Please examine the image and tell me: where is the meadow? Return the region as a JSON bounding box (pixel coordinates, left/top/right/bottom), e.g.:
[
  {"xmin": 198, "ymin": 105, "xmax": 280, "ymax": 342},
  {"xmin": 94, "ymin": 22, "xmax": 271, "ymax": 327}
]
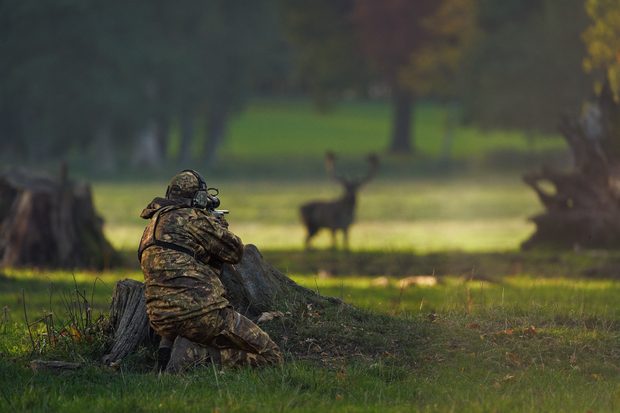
[{"xmin": 3, "ymin": 99, "xmax": 620, "ymax": 412}]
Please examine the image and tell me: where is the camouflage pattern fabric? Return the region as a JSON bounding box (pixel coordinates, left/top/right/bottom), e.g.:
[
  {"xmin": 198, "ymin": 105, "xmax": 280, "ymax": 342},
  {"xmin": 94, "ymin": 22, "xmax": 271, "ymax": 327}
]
[
  {"xmin": 162, "ymin": 307, "xmax": 282, "ymax": 369},
  {"xmin": 139, "ymin": 196, "xmax": 281, "ymax": 369},
  {"xmin": 167, "ymin": 170, "xmax": 201, "ymax": 198}
]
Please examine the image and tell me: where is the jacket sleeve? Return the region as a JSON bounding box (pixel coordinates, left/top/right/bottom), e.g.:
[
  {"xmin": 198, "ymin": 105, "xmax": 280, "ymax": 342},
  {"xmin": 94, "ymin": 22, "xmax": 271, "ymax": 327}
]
[{"xmin": 188, "ymin": 210, "xmax": 244, "ymax": 265}]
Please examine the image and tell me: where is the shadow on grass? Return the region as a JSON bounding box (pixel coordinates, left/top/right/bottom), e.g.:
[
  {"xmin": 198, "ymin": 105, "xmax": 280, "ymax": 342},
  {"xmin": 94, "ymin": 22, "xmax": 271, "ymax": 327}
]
[{"xmin": 261, "ymin": 248, "xmax": 620, "ymax": 280}]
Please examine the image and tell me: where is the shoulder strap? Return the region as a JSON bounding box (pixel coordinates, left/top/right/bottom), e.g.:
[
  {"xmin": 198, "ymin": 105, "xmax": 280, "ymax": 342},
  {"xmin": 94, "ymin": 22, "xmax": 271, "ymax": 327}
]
[{"xmin": 139, "ymin": 206, "xmax": 223, "ymax": 271}]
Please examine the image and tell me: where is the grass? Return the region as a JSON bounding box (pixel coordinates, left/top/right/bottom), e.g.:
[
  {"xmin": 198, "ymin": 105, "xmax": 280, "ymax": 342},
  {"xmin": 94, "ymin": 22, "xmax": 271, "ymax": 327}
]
[
  {"xmin": 222, "ymin": 99, "xmax": 566, "ymax": 161},
  {"xmin": 1, "ymin": 97, "xmax": 614, "ymax": 411},
  {"xmin": 92, "ymin": 175, "xmax": 544, "ymax": 253},
  {"xmin": 3, "ymin": 265, "xmax": 620, "ymax": 412}
]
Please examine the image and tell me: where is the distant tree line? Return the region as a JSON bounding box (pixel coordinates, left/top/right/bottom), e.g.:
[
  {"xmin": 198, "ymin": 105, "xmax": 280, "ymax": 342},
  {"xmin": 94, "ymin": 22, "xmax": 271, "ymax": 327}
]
[
  {"xmin": 0, "ymin": 0, "xmax": 287, "ymax": 173},
  {"xmin": 0, "ymin": 0, "xmax": 615, "ymax": 173}
]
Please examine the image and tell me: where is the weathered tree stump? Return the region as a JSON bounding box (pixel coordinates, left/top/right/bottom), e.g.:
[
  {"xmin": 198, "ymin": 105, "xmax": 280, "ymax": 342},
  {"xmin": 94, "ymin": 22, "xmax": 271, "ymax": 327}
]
[
  {"xmin": 102, "ymin": 279, "xmax": 153, "ymax": 365},
  {"xmin": 0, "ymin": 166, "xmax": 121, "ymax": 270},
  {"xmin": 102, "ymin": 244, "xmax": 348, "ymax": 365},
  {"xmin": 522, "ymin": 80, "xmax": 620, "ymax": 250}
]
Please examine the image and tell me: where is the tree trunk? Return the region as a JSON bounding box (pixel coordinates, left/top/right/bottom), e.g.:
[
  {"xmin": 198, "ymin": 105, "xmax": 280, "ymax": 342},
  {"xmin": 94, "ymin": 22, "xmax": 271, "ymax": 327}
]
[
  {"xmin": 102, "ymin": 279, "xmax": 154, "ymax": 365},
  {"xmin": 204, "ymin": 101, "xmax": 229, "ymax": 168},
  {"xmin": 440, "ymin": 98, "xmax": 459, "ymax": 162},
  {"xmin": 522, "ymin": 80, "xmax": 620, "ymax": 250},
  {"xmin": 132, "ymin": 120, "xmax": 162, "ymax": 168},
  {"xmin": 177, "ymin": 116, "xmax": 194, "ymax": 165},
  {"xmin": 0, "ymin": 166, "xmax": 121, "ymax": 270},
  {"xmin": 94, "ymin": 123, "xmax": 116, "ymax": 174},
  {"xmin": 389, "ymin": 89, "xmax": 415, "ymax": 154},
  {"xmin": 157, "ymin": 116, "xmax": 170, "ymax": 164}
]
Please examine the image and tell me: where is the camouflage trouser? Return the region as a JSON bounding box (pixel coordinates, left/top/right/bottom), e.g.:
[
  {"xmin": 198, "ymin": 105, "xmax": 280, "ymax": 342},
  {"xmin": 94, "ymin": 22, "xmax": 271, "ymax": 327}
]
[{"xmin": 153, "ymin": 306, "xmax": 281, "ymax": 369}]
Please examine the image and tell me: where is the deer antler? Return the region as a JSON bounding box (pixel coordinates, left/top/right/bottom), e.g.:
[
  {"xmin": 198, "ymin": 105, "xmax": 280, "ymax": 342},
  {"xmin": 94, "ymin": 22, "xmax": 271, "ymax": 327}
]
[
  {"xmin": 358, "ymin": 153, "xmax": 379, "ymax": 185},
  {"xmin": 325, "ymin": 151, "xmax": 344, "ymax": 182}
]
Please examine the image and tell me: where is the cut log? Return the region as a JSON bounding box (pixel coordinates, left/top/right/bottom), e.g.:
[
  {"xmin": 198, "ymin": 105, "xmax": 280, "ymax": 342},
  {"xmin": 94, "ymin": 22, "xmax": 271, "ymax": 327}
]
[
  {"xmin": 0, "ymin": 166, "xmax": 121, "ymax": 270},
  {"xmin": 522, "ymin": 80, "xmax": 620, "ymax": 250},
  {"xmin": 102, "ymin": 244, "xmax": 348, "ymax": 365},
  {"xmin": 30, "ymin": 360, "xmax": 81, "ymax": 376}
]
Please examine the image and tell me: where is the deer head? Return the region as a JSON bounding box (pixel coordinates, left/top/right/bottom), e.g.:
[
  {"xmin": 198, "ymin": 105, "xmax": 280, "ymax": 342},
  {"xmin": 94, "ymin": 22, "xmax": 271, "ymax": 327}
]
[{"xmin": 325, "ymin": 152, "xmax": 379, "ymax": 199}]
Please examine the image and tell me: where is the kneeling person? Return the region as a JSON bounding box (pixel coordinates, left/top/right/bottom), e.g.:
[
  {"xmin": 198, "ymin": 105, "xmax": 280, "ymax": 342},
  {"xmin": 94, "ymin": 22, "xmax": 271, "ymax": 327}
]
[{"xmin": 138, "ymin": 170, "xmax": 281, "ymax": 372}]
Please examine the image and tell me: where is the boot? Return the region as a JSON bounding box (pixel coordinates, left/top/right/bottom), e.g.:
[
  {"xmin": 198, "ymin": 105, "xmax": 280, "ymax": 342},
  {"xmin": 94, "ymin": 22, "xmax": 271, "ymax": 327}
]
[
  {"xmin": 165, "ymin": 336, "xmax": 210, "ymax": 374},
  {"xmin": 155, "ymin": 337, "xmax": 174, "ymax": 373}
]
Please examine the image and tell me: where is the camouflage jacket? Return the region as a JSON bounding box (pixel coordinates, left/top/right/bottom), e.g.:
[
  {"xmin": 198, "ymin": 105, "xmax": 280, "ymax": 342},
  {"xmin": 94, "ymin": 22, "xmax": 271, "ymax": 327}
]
[{"xmin": 138, "ymin": 197, "xmax": 244, "ymax": 325}]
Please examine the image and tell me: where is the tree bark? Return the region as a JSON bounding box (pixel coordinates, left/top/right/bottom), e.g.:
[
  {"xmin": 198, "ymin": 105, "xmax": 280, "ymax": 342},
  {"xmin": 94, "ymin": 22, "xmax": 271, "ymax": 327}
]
[
  {"xmin": 389, "ymin": 88, "xmax": 414, "ymax": 154},
  {"xmin": 102, "ymin": 279, "xmax": 154, "ymax": 365}
]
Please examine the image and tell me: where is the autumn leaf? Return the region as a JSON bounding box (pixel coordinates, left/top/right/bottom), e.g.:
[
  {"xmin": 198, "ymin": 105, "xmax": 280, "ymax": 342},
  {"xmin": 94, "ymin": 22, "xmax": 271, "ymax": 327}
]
[
  {"xmin": 467, "ymin": 323, "xmax": 481, "ymax": 330},
  {"xmin": 502, "ymin": 374, "xmax": 516, "ymax": 382},
  {"xmin": 506, "ymin": 353, "xmax": 520, "ymax": 365},
  {"xmin": 257, "ymin": 311, "xmax": 284, "ymax": 324},
  {"xmin": 525, "ymin": 325, "xmax": 537, "ymax": 334},
  {"xmin": 591, "ymin": 374, "xmax": 605, "ymax": 381}
]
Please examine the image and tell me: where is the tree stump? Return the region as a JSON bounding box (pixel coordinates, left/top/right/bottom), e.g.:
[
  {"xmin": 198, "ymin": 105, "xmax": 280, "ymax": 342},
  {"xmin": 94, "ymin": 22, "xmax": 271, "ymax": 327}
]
[
  {"xmin": 102, "ymin": 279, "xmax": 154, "ymax": 365},
  {"xmin": 101, "ymin": 244, "xmax": 348, "ymax": 365},
  {"xmin": 0, "ymin": 166, "xmax": 121, "ymax": 270},
  {"xmin": 522, "ymin": 80, "xmax": 620, "ymax": 250}
]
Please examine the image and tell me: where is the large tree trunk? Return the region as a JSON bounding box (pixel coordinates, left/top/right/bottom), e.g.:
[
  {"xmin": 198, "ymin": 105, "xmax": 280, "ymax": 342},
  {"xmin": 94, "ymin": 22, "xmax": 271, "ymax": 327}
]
[
  {"xmin": 0, "ymin": 166, "xmax": 121, "ymax": 270},
  {"xmin": 522, "ymin": 80, "xmax": 620, "ymax": 250},
  {"xmin": 389, "ymin": 89, "xmax": 415, "ymax": 154}
]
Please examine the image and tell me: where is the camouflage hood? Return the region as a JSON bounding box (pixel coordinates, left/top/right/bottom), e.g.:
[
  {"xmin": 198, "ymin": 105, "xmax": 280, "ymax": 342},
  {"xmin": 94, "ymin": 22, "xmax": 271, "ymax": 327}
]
[{"xmin": 140, "ymin": 197, "xmax": 191, "ymax": 219}]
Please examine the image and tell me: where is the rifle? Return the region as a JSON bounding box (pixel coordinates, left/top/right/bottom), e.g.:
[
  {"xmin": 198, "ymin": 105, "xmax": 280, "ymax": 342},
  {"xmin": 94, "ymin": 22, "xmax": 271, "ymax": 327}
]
[{"xmin": 205, "ymin": 187, "xmax": 230, "ymax": 218}]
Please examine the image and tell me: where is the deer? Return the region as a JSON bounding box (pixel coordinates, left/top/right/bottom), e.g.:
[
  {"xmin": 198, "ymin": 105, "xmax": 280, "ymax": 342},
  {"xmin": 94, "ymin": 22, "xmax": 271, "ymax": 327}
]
[{"xmin": 300, "ymin": 152, "xmax": 379, "ymax": 250}]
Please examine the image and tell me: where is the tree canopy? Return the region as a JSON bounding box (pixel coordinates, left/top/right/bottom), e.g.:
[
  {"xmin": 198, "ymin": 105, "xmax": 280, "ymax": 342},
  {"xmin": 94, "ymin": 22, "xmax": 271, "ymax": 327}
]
[
  {"xmin": 283, "ymin": 0, "xmax": 479, "ymax": 154},
  {"xmin": 0, "ymin": 0, "xmax": 287, "ymax": 171},
  {"xmin": 582, "ymin": 0, "xmax": 620, "ymax": 102},
  {"xmin": 460, "ymin": 0, "xmax": 592, "ymax": 135}
]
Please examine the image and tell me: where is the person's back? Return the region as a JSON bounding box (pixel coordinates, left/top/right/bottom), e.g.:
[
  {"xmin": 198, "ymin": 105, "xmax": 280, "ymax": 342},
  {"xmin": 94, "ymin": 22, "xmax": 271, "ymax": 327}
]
[{"xmin": 138, "ymin": 170, "xmax": 281, "ymax": 372}]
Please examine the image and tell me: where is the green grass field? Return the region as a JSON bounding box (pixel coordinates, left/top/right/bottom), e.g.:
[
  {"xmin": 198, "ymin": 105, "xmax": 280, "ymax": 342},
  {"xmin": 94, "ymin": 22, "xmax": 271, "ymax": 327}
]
[{"xmin": 4, "ymin": 98, "xmax": 620, "ymax": 412}]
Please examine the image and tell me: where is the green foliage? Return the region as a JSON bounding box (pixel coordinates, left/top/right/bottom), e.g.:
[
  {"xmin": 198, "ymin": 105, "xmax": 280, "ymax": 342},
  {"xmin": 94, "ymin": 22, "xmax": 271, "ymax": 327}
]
[
  {"xmin": 281, "ymin": 0, "xmax": 370, "ymax": 110},
  {"xmin": 461, "ymin": 0, "xmax": 593, "ymax": 134},
  {"xmin": 582, "ymin": 0, "xmax": 620, "ymax": 101},
  {"xmin": 0, "ymin": 0, "xmax": 287, "ymax": 167}
]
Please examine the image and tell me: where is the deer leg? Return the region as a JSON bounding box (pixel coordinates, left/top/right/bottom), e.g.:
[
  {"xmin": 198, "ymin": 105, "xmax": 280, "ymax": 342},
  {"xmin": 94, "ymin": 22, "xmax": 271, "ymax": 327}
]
[
  {"xmin": 305, "ymin": 226, "xmax": 319, "ymax": 250},
  {"xmin": 343, "ymin": 228, "xmax": 349, "ymax": 250},
  {"xmin": 330, "ymin": 230, "xmax": 337, "ymax": 250}
]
